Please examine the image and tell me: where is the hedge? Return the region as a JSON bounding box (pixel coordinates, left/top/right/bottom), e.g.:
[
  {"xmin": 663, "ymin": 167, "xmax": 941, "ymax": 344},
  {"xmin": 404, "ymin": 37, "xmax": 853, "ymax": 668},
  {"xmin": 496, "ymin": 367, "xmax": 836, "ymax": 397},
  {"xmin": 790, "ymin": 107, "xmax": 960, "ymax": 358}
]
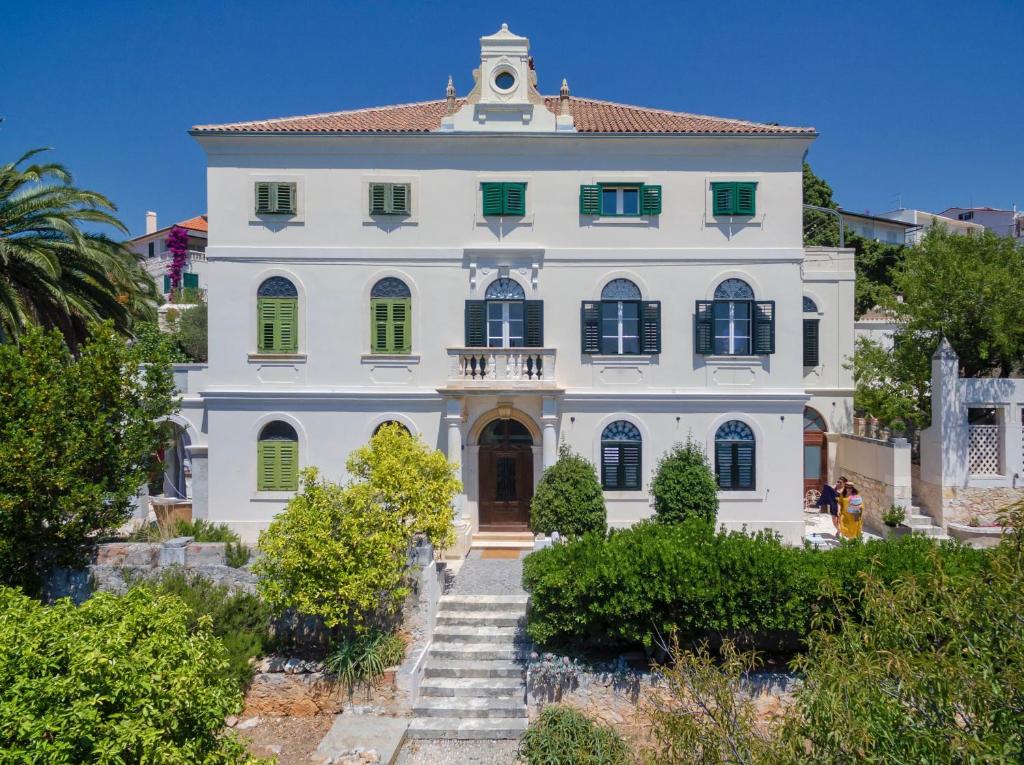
[{"xmin": 521, "ymin": 520, "xmax": 990, "ymax": 653}]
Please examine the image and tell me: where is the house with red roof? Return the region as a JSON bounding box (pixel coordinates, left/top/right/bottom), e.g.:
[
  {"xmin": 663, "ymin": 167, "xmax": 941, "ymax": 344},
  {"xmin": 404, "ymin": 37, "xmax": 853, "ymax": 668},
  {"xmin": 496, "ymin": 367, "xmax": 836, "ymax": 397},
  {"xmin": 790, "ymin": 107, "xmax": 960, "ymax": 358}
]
[{"xmin": 126, "ymin": 211, "xmax": 208, "ymax": 297}]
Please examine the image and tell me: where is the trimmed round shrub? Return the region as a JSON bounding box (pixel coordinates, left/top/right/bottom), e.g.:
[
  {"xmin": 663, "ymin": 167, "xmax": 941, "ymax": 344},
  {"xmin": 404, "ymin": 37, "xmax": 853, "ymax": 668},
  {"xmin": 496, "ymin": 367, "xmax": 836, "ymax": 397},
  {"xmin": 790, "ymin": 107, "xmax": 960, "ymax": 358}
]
[
  {"xmin": 530, "ymin": 444, "xmax": 606, "ymax": 537},
  {"xmin": 651, "ymin": 439, "xmax": 719, "ymax": 524},
  {"xmin": 0, "ymin": 586, "xmax": 254, "ymax": 763},
  {"xmin": 518, "ymin": 705, "xmax": 630, "ymax": 765}
]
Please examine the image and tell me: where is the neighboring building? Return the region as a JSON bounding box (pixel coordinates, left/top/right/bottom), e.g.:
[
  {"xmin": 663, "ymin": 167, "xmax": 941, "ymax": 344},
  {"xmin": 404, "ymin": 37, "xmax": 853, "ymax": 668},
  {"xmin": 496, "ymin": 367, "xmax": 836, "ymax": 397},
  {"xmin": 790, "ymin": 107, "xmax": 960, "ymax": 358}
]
[
  {"xmin": 126, "ymin": 212, "xmax": 209, "ymax": 298},
  {"xmin": 937, "ymin": 206, "xmax": 1023, "ymax": 240},
  {"xmin": 877, "ymin": 208, "xmax": 984, "ymax": 244},
  {"xmin": 176, "ymin": 24, "xmax": 854, "ymax": 546},
  {"xmin": 839, "ymin": 209, "xmax": 918, "ymax": 245},
  {"xmin": 855, "ymin": 306, "xmax": 901, "ymax": 350}
]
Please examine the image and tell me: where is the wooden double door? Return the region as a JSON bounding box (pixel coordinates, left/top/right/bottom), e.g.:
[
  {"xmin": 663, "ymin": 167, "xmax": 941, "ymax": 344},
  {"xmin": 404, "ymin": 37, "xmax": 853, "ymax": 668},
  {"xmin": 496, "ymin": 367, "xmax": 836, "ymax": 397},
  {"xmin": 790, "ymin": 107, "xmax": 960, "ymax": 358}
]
[
  {"xmin": 803, "ymin": 408, "xmax": 829, "ymax": 497},
  {"xmin": 478, "ymin": 418, "xmax": 534, "ymax": 531}
]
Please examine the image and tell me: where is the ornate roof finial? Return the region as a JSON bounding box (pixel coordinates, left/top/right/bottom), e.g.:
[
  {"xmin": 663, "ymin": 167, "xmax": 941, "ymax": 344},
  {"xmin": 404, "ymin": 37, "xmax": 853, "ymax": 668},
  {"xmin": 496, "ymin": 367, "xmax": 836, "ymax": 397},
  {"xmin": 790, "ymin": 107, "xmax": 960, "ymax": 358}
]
[
  {"xmin": 559, "ymin": 78, "xmax": 570, "ymax": 116},
  {"xmin": 445, "ymin": 75, "xmax": 456, "ymax": 114}
]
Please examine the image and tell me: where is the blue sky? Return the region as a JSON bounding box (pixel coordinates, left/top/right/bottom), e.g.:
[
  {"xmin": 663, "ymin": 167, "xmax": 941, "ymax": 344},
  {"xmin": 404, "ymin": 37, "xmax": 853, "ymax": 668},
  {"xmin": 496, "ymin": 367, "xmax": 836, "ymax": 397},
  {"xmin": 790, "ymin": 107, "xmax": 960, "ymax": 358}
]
[{"xmin": 2, "ymin": 0, "xmax": 1022, "ymax": 238}]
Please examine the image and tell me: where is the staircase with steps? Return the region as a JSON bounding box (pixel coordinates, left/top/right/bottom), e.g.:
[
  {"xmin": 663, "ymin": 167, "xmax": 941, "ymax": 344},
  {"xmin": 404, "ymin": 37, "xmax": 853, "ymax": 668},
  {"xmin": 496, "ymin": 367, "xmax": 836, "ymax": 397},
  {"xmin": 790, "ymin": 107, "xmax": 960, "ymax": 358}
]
[
  {"xmin": 408, "ymin": 594, "xmax": 530, "ymax": 740},
  {"xmin": 470, "ymin": 531, "xmax": 536, "ymax": 549},
  {"xmin": 905, "ymin": 498, "xmax": 949, "ymax": 540}
]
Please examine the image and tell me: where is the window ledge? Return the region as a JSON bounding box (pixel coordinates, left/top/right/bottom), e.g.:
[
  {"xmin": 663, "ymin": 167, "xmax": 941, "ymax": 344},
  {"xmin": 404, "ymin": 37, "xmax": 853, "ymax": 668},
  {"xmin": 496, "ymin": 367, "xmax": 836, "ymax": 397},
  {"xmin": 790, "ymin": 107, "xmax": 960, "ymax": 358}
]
[
  {"xmin": 589, "ymin": 354, "xmax": 656, "ymax": 364},
  {"xmin": 250, "ymin": 491, "xmax": 296, "ymax": 502},
  {"xmin": 584, "ymin": 216, "xmax": 655, "ymax": 226},
  {"xmin": 706, "ymin": 214, "xmax": 765, "ymax": 227},
  {"xmin": 361, "ymin": 353, "xmax": 421, "ymax": 364},
  {"xmin": 704, "ymin": 355, "xmax": 763, "ymax": 362},
  {"xmin": 474, "ymin": 213, "xmax": 535, "ymax": 226},
  {"xmin": 248, "ymin": 353, "xmax": 307, "ymax": 363}
]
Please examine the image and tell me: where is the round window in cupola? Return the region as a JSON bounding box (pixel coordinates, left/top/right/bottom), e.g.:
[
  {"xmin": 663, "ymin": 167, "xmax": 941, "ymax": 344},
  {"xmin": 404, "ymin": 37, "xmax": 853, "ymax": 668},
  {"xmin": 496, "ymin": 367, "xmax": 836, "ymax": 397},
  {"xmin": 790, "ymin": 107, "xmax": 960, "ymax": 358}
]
[{"xmin": 493, "ymin": 69, "xmax": 516, "ymax": 92}]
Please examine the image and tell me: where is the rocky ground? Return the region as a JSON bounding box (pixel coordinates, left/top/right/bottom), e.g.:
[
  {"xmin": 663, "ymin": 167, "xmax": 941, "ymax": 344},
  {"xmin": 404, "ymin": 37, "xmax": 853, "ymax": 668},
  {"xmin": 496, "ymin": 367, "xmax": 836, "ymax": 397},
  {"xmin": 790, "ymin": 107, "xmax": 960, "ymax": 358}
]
[
  {"xmin": 397, "ymin": 739, "xmax": 521, "ymax": 765},
  {"xmin": 233, "ymin": 714, "xmax": 335, "ymax": 764}
]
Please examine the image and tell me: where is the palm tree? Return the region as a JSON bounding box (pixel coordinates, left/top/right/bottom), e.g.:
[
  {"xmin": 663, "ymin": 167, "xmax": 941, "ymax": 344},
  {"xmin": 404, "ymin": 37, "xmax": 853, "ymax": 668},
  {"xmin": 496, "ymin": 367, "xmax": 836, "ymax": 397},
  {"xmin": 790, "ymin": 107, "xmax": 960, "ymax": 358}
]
[{"xmin": 0, "ymin": 148, "xmax": 156, "ymax": 346}]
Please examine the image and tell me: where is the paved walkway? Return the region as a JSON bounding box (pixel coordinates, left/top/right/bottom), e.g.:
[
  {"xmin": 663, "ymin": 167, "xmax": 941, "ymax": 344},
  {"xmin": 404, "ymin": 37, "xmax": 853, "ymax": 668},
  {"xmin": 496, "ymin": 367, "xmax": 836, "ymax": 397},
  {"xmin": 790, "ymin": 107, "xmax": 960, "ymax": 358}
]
[{"xmin": 447, "ymin": 550, "xmax": 526, "ymax": 597}]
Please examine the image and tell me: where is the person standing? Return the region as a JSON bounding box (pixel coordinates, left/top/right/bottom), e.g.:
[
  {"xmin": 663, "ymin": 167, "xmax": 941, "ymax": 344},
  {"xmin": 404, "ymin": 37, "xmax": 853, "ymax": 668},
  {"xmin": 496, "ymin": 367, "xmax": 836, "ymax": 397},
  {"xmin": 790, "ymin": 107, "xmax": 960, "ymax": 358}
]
[
  {"xmin": 817, "ymin": 476, "xmax": 844, "ymax": 531},
  {"xmin": 838, "ymin": 483, "xmax": 864, "ymax": 539}
]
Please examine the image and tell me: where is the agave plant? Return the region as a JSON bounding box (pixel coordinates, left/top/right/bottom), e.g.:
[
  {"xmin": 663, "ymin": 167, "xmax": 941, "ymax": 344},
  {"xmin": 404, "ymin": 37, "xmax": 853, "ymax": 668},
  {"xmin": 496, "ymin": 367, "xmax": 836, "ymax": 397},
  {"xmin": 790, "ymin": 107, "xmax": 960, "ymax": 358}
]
[{"xmin": 0, "ymin": 148, "xmax": 156, "ymax": 346}]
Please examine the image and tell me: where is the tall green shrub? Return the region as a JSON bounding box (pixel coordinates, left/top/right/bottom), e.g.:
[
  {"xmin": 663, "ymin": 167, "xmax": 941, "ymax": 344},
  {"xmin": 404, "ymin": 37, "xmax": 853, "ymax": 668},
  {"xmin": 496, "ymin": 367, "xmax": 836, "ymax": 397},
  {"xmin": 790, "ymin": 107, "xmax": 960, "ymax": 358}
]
[
  {"xmin": 651, "ymin": 439, "xmax": 719, "ymax": 524},
  {"xmin": 0, "ymin": 586, "xmax": 258, "ymax": 763},
  {"xmin": 531, "ymin": 444, "xmax": 606, "ymax": 537}
]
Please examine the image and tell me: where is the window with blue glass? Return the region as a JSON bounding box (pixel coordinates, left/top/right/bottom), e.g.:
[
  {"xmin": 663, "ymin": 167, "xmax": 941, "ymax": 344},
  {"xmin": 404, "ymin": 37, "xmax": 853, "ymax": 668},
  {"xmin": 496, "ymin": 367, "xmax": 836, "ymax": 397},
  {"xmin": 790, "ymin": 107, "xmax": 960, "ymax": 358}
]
[{"xmin": 695, "ymin": 279, "xmax": 775, "ymax": 356}]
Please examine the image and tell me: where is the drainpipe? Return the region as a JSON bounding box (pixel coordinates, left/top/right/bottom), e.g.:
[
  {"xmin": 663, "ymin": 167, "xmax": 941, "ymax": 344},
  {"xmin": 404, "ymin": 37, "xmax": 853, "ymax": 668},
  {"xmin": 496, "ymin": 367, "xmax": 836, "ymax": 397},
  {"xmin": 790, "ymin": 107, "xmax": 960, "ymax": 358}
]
[{"xmin": 803, "ymin": 204, "xmax": 845, "ymax": 247}]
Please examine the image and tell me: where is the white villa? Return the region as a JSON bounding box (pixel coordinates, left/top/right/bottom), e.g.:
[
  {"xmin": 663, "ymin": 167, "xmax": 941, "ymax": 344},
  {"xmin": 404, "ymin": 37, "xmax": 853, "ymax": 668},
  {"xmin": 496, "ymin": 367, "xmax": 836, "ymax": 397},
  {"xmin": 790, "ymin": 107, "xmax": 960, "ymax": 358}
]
[{"xmin": 172, "ymin": 25, "xmax": 854, "ymax": 547}]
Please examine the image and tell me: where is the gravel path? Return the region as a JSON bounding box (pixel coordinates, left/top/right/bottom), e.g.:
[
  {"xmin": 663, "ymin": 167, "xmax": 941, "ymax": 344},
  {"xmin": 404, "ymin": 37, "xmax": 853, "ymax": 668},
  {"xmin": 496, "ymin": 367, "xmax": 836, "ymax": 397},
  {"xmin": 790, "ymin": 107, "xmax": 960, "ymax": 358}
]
[
  {"xmin": 398, "ymin": 739, "xmax": 521, "ymax": 764},
  {"xmin": 446, "ymin": 550, "xmax": 526, "ymax": 597}
]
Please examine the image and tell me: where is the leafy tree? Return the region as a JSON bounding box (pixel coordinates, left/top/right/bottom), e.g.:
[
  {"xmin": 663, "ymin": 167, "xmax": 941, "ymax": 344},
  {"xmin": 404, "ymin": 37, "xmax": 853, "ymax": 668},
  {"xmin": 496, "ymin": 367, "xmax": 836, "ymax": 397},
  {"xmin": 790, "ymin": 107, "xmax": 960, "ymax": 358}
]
[
  {"xmin": 849, "ymin": 336, "xmax": 930, "ymax": 425},
  {"xmin": 132, "ymin": 319, "xmax": 188, "ymax": 363},
  {"xmin": 0, "ymin": 586, "xmax": 261, "ymax": 764},
  {"xmin": 168, "ymin": 300, "xmax": 208, "ymax": 362},
  {"xmin": 0, "ymin": 148, "xmax": 157, "ymax": 347},
  {"xmin": 256, "ymin": 426, "xmax": 460, "ymax": 631},
  {"xmin": 531, "ymin": 443, "xmax": 606, "ymax": 537},
  {"xmin": 0, "ymin": 325, "xmax": 176, "ymax": 591},
  {"xmin": 651, "ymin": 439, "xmax": 719, "ymax": 524}
]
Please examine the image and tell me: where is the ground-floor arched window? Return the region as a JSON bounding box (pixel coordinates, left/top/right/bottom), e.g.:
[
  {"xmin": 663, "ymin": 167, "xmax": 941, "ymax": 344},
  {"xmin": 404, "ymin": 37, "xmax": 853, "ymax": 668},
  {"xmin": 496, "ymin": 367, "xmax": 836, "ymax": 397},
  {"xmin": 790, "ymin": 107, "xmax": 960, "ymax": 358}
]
[
  {"xmin": 258, "ymin": 421, "xmax": 298, "ymax": 491},
  {"xmin": 601, "ymin": 420, "xmax": 642, "ymax": 490},
  {"xmin": 715, "ymin": 420, "xmax": 755, "ymax": 490}
]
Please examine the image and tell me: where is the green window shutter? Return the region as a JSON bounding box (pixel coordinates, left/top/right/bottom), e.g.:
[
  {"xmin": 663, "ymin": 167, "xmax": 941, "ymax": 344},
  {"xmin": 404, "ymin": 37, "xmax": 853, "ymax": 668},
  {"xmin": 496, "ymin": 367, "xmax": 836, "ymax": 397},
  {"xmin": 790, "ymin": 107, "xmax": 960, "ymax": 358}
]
[
  {"xmin": 736, "ymin": 182, "xmax": 757, "ymax": 216},
  {"xmin": 640, "ymin": 301, "xmax": 661, "ymax": 354},
  {"xmin": 255, "ymin": 182, "xmax": 272, "ymax": 214},
  {"xmin": 258, "ymin": 297, "xmax": 297, "ymax": 353},
  {"xmin": 803, "ymin": 318, "xmax": 820, "ymax": 366},
  {"xmin": 715, "ymin": 442, "xmax": 733, "ymax": 489},
  {"xmin": 163, "ymin": 274, "xmax": 171, "ymax": 293},
  {"xmin": 640, "ymin": 184, "xmax": 662, "ymax": 216},
  {"xmin": 711, "ymin": 182, "xmax": 736, "ymax": 216},
  {"xmin": 277, "ymin": 298, "xmax": 298, "ymax": 352},
  {"xmin": 503, "ymin": 183, "xmax": 526, "ymax": 215},
  {"xmin": 257, "ymin": 297, "xmax": 278, "ymax": 352},
  {"xmin": 277, "ymin": 440, "xmax": 298, "ymax": 491},
  {"xmin": 465, "ymin": 300, "xmax": 486, "ymax": 347},
  {"xmin": 695, "ymin": 301, "xmax": 714, "ymax": 354},
  {"xmin": 581, "ymin": 301, "xmax": 601, "ymax": 354},
  {"xmin": 390, "ymin": 183, "xmax": 410, "ymax": 215},
  {"xmin": 579, "ymin": 185, "xmax": 600, "ymax": 215},
  {"xmin": 391, "ymin": 299, "xmax": 411, "ymax": 353},
  {"xmin": 621, "ymin": 444, "xmax": 642, "ymax": 490},
  {"xmin": 275, "ymin": 182, "xmax": 296, "ymax": 214},
  {"xmin": 482, "ymin": 183, "xmax": 504, "ymax": 216},
  {"xmin": 753, "ymin": 301, "xmax": 775, "ymax": 355},
  {"xmin": 183, "ymin": 272, "xmax": 199, "ymax": 290},
  {"xmin": 369, "ymin": 183, "xmax": 388, "ymax": 214},
  {"xmin": 525, "ymin": 300, "xmax": 544, "ymax": 347},
  {"xmin": 370, "ymin": 299, "xmax": 390, "ymax": 352},
  {"xmin": 257, "ymin": 441, "xmax": 277, "ymax": 490}
]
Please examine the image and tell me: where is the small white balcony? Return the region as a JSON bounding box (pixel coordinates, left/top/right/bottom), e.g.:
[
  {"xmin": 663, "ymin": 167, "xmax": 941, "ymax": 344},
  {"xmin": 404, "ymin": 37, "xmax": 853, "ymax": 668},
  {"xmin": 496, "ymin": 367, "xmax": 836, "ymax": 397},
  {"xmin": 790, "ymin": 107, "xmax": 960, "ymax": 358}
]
[{"xmin": 446, "ymin": 347, "xmax": 557, "ymax": 389}]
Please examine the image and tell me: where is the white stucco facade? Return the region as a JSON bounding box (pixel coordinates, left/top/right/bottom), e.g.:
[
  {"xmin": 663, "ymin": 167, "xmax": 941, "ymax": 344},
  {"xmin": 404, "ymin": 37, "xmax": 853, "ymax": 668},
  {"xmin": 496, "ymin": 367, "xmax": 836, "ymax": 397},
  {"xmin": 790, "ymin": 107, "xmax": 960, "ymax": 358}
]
[{"xmin": 177, "ymin": 26, "xmax": 854, "ymax": 545}]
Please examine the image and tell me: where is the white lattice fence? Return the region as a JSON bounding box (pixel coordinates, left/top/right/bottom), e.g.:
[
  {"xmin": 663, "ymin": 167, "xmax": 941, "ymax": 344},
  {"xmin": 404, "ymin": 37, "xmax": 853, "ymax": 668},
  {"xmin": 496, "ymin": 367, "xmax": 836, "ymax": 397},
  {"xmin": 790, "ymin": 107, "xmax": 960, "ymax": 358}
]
[{"xmin": 969, "ymin": 425, "xmax": 1000, "ymax": 475}]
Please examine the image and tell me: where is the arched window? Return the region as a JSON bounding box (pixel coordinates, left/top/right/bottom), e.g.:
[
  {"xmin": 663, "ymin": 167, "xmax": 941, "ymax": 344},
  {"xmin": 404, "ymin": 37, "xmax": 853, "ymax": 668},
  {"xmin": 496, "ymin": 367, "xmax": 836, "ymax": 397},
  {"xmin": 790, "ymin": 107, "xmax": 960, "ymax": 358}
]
[
  {"xmin": 465, "ymin": 278, "xmax": 543, "ymax": 349},
  {"xmin": 803, "ymin": 296, "xmax": 819, "ymax": 367},
  {"xmin": 581, "ymin": 279, "xmax": 660, "ymax": 355},
  {"xmin": 715, "ymin": 420, "xmax": 755, "ymax": 491},
  {"xmin": 370, "ymin": 278, "xmax": 411, "ymax": 354},
  {"xmin": 695, "ymin": 278, "xmax": 774, "ymax": 357},
  {"xmin": 257, "ymin": 421, "xmax": 298, "ymax": 491},
  {"xmin": 257, "ymin": 277, "xmax": 298, "ymax": 353},
  {"xmin": 601, "ymin": 420, "xmax": 642, "ymax": 490},
  {"xmin": 803, "ymin": 408, "xmax": 827, "ymax": 432},
  {"xmin": 373, "ymin": 420, "xmax": 411, "ymax": 437},
  {"xmin": 485, "ymin": 278, "xmax": 526, "ymax": 300}
]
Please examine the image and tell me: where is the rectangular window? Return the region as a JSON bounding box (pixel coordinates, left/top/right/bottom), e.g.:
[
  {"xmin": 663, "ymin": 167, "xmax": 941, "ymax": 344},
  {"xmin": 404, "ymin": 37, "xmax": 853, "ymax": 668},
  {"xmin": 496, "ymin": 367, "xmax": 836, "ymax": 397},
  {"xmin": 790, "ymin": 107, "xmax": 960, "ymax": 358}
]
[
  {"xmin": 600, "ymin": 301, "xmax": 640, "ymax": 354},
  {"xmin": 255, "ymin": 182, "xmax": 297, "ymax": 215},
  {"xmin": 258, "ymin": 440, "xmax": 298, "ymax": 491},
  {"xmin": 370, "ymin": 298, "xmax": 411, "ymax": 354},
  {"xmin": 486, "ymin": 301, "xmax": 525, "ymax": 348},
  {"xmin": 601, "ymin": 443, "xmax": 642, "ymax": 490},
  {"xmin": 711, "ymin": 181, "xmax": 757, "ymax": 216},
  {"xmin": 803, "ymin": 318, "xmax": 820, "ymax": 367},
  {"xmin": 148, "ymin": 242, "xmax": 155, "ymax": 258},
  {"xmin": 713, "ymin": 301, "xmax": 752, "ymax": 355},
  {"xmin": 257, "ymin": 297, "xmax": 298, "ymax": 353},
  {"xmin": 481, "ymin": 182, "xmax": 527, "ymax": 216},
  {"xmin": 581, "ymin": 184, "xmax": 662, "ymax": 216},
  {"xmin": 600, "ymin": 186, "xmax": 640, "ymax": 216},
  {"xmin": 368, "ymin": 183, "xmax": 411, "ymax": 215},
  {"xmin": 716, "ymin": 442, "xmax": 755, "ymax": 490},
  {"xmin": 183, "ymin": 272, "xmax": 199, "ymax": 290}
]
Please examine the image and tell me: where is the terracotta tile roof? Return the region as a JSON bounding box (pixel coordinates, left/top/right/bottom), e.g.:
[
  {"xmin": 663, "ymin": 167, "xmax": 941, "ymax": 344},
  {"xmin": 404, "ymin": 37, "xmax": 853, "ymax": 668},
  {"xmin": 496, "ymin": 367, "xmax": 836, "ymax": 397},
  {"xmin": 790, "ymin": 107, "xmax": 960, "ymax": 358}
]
[
  {"xmin": 176, "ymin": 214, "xmax": 208, "ymax": 232},
  {"xmin": 191, "ymin": 97, "xmax": 813, "ymax": 136}
]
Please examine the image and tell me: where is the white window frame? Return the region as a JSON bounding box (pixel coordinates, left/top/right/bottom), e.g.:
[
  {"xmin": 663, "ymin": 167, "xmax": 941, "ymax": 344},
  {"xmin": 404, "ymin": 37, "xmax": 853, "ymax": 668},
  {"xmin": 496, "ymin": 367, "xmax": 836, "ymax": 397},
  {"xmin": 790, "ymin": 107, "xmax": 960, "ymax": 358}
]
[
  {"xmin": 601, "ymin": 300, "xmax": 640, "ymax": 355},
  {"xmin": 486, "ymin": 301, "xmax": 525, "ymax": 348},
  {"xmin": 600, "ymin": 185, "xmax": 642, "ymax": 216},
  {"xmin": 713, "ymin": 301, "xmax": 752, "ymax": 356}
]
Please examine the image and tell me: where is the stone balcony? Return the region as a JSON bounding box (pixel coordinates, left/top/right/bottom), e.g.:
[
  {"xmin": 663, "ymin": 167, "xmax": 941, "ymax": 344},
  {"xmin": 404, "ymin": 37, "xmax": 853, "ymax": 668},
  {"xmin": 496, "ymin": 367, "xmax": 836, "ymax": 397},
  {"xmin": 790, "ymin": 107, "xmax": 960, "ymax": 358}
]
[{"xmin": 445, "ymin": 347, "xmax": 558, "ymax": 389}]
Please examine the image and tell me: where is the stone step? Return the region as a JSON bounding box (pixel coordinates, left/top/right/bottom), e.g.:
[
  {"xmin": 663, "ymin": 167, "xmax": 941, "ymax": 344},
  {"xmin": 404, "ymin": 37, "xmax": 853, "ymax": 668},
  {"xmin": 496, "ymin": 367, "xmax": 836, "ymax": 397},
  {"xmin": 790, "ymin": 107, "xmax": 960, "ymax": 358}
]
[
  {"xmin": 431, "ymin": 625, "xmax": 523, "ymax": 644},
  {"xmin": 909, "ymin": 513, "xmax": 933, "ymax": 524},
  {"xmin": 471, "ymin": 532, "xmax": 535, "ymax": 550},
  {"xmin": 413, "ymin": 697, "xmax": 527, "ymax": 719},
  {"xmin": 437, "ymin": 595, "xmax": 529, "ymax": 612},
  {"xmin": 435, "ymin": 609, "xmax": 526, "ymax": 627},
  {"xmin": 911, "ymin": 525, "xmax": 946, "ymax": 537},
  {"xmin": 406, "ymin": 716, "xmax": 528, "ymax": 740},
  {"xmin": 423, "ymin": 659, "xmax": 524, "ymax": 679},
  {"xmin": 428, "ymin": 642, "xmax": 524, "ymax": 661},
  {"xmin": 419, "ymin": 677, "xmax": 524, "ymax": 698}
]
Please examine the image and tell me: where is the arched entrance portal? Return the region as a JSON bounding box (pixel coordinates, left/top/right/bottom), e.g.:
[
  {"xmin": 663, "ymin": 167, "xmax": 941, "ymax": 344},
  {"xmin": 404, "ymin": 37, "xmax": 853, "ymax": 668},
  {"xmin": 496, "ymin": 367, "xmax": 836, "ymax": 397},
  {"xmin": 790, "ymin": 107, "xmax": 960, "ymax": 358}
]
[
  {"xmin": 803, "ymin": 408, "xmax": 828, "ymax": 497},
  {"xmin": 478, "ymin": 418, "xmax": 534, "ymax": 531}
]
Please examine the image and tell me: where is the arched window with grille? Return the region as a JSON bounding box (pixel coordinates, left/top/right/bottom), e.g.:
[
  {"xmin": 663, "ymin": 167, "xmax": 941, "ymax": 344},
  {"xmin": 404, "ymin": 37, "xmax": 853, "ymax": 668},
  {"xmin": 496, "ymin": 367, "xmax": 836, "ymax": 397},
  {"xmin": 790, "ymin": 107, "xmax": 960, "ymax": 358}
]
[
  {"xmin": 601, "ymin": 420, "xmax": 642, "ymax": 490},
  {"xmin": 257, "ymin": 277, "xmax": 298, "ymax": 353},
  {"xmin": 581, "ymin": 279, "xmax": 660, "ymax": 355},
  {"xmin": 257, "ymin": 421, "xmax": 298, "ymax": 491},
  {"xmin": 464, "ymin": 278, "xmax": 543, "ymax": 348},
  {"xmin": 714, "ymin": 420, "xmax": 755, "ymax": 491},
  {"xmin": 370, "ymin": 277, "xmax": 412, "ymax": 354},
  {"xmin": 695, "ymin": 278, "xmax": 774, "ymax": 357},
  {"xmin": 802, "ymin": 296, "xmax": 820, "ymax": 367}
]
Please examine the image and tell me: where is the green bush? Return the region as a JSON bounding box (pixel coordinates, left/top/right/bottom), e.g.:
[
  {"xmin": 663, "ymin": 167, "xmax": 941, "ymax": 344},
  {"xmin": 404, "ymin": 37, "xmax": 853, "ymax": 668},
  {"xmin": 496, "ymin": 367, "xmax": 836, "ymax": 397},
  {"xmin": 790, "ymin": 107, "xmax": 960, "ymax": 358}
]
[
  {"xmin": 651, "ymin": 439, "xmax": 719, "ymax": 524},
  {"xmin": 324, "ymin": 628, "xmax": 406, "ymax": 693},
  {"xmin": 226, "ymin": 540, "xmax": 252, "ymax": 568},
  {"xmin": 519, "ymin": 705, "xmax": 630, "ymax": 765},
  {"xmin": 138, "ymin": 570, "xmax": 271, "ymax": 691},
  {"xmin": 531, "ymin": 443, "xmax": 606, "ymax": 537},
  {"xmin": 522, "ymin": 520, "xmax": 990, "ymax": 654},
  {"xmin": 0, "ymin": 586, "xmax": 259, "ymax": 763},
  {"xmin": 128, "ymin": 517, "xmax": 241, "ymax": 543}
]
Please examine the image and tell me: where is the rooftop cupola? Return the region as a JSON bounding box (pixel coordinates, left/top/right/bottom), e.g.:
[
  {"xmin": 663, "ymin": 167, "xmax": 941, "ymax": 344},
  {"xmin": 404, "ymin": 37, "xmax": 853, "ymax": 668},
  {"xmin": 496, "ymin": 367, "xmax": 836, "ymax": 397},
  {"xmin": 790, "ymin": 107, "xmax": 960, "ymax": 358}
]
[{"xmin": 447, "ymin": 23, "xmax": 567, "ymax": 132}]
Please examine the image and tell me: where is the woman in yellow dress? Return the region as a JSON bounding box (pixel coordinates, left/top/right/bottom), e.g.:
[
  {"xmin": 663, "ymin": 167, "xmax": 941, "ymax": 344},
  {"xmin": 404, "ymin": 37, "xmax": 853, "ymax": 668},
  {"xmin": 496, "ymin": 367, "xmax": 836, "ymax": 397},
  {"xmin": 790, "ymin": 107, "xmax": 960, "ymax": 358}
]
[{"xmin": 838, "ymin": 484, "xmax": 864, "ymax": 540}]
